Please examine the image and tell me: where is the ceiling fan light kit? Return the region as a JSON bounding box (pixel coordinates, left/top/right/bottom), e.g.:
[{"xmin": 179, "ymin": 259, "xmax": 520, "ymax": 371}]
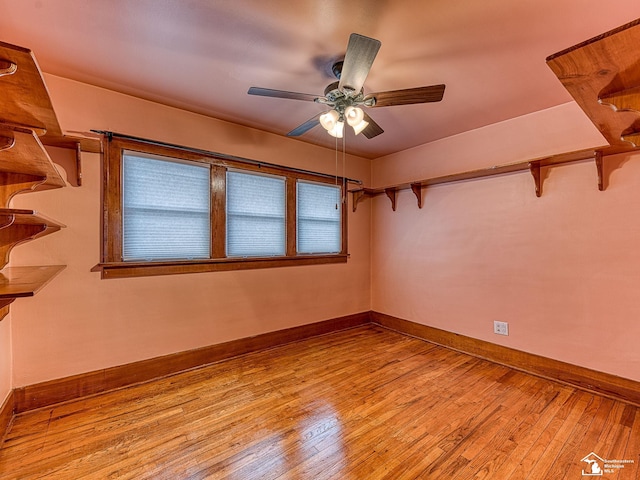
[
  {"xmin": 248, "ymin": 33, "xmax": 445, "ymax": 141},
  {"xmin": 319, "ymin": 105, "xmax": 369, "ymax": 137}
]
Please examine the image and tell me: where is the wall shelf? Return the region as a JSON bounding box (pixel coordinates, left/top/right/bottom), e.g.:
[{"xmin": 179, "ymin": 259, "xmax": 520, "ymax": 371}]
[
  {"xmin": 0, "ymin": 266, "xmax": 65, "ymax": 321},
  {"xmin": 351, "ymin": 148, "xmax": 610, "ymax": 211},
  {"xmin": 0, "ymin": 209, "xmax": 65, "ymax": 269},
  {"xmin": 0, "ymin": 127, "xmax": 65, "ymax": 204},
  {"xmin": 0, "ymin": 40, "xmax": 61, "ymax": 137},
  {"xmin": 547, "ymin": 18, "xmax": 640, "ymax": 149},
  {"xmin": 0, "ymin": 41, "xmax": 71, "ymax": 320},
  {"xmin": 0, "ymin": 40, "xmax": 101, "ymax": 187}
]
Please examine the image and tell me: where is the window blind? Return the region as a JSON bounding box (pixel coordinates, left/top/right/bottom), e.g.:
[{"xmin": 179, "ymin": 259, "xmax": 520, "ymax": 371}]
[
  {"xmin": 297, "ymin": 181, "xmax": 342, "ymax": 254},
  {"xmin": 122, "ymin": 152, "xmax": 211, "ymax": 261},
  {"xmin": 226, "ymin": 170, "xmax": 286, "ymax": 257}
]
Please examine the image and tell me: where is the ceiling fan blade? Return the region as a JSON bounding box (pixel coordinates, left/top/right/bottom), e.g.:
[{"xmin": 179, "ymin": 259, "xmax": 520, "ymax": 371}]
[
  {"xmin": 248, "ymin": 87, "xmax": 319, "ymax": 102},
  {"xmin": 338, "ymin": 33, "xmax": 381, "ymax": 94},
  {"xmin": 361, "ymin": 112, "xmax": 384, "ymax": 139},
  {"xmin": 366, "ymin": 84, "xmax": 446, "ymax": 107},
  {"xmin": 287, "ymin": 112, "xmax": 322, "ymax": 137}
]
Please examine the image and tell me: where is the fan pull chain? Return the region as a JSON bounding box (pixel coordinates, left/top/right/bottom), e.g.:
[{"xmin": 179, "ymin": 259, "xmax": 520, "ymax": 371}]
[
  {"xmin": 342, "ymin": 133, "xmax": 347, "ymax": 206},
  {"xmin": 335, "ymin": 134, "xmax": 340, "ymax": 209}
]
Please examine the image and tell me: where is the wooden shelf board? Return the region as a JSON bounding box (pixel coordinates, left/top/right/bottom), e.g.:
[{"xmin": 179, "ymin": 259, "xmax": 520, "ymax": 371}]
[
  {"xmin": 0, "ymin": 127, "xmax": 65, "ymax": 188},
  {"xmin": 0, "ymin": 208, "xmax": 65, "ymax": 226},
  {"xmin": 546, "ymin": 18, "xmax": 640, "ymax": 148},
  {"xmin": 0, "ymin": 41, "xmax": 62, "ymax": 137},
  {"xmin": 0, "ymin": 265, "xmax": 65, "ymax": 299},
  {"xmin": 41, "ymin": 133, "xmax": 102, "ymax": 154},
  {"xmin": 40, "ymin": 132, "xmax": 102, "ymax": 188}
]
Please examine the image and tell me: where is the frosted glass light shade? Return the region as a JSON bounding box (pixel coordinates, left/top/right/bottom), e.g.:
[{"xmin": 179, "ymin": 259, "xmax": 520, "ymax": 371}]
[
  {"xmin": 319, "ymin": 110, "xmax": 340, "ymax": 131},
  {"xmin": 345, "ymin": 106, "xmax": 365, "ymax": 126},
  {"xmin": 327, "ymin": 121, "xmax": 344, "ymax": 138},
  {"xmin": 351, "ymin": 119, "xmax": 369, "ymax": 135}
]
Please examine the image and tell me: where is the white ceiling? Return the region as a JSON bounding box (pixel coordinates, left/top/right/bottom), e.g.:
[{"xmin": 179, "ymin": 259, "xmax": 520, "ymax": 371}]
[{"xmin": 2, "ymin": 0, "xmax": 640, "ymax": 159}]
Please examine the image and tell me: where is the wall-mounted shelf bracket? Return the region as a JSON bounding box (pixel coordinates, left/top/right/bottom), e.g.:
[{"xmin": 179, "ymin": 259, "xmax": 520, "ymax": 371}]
[
  {"xmin": 75, "ymin": 141, "xmax": 83, "ymax": 186},
  {"xmin": 595, "ymin": 151, "xmax": 604, "ymax": 191},
  {"xmin": 0, "ymin": 299, "xmax": 13, "ymax": 322},
  {"xmin": 351, "ymin": 189, "xmax": 367, "ymax": 213},
  {"xmin": 0, "ymin": 298, "xmax": 15, "ymax": 320},
  {"xmin": 529, "ymin": 162, "xmax": 542, "ymax": 197},
  {"xmin": 411, "ymin": 183, "xmax": 424, "ymax": 208},
  {"xmin": 385, "ymin": 188, "xmax": 397, "ymax": 211}
]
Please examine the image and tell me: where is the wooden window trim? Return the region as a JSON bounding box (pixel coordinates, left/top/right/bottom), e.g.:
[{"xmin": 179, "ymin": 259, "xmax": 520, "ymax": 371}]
[{"xmin": 95, "ymin": 134, "xmax": 350, "ymax": 279}]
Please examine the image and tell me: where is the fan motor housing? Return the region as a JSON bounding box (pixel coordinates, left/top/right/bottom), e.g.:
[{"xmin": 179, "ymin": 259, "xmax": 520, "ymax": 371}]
[
  {"xmin": 324, "ymin": 81, "xmax": 340, "ymax": 97},
  {"xmin": 331, "ymin": 61, "xmax": 344, "ymax": 79}
]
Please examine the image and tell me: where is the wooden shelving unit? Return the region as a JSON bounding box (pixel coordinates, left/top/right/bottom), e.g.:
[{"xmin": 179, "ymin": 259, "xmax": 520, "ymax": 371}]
[
  {"xmin": 0, "ymin": 40, "xmax": 101, "ymax": 188},
  {"xmin": 0, "ymin": 41, "xmax": 78, "ymax": 320},
  {"xmin": 351, "ymin": 148, "xmax": 604, "ymax": 211}
]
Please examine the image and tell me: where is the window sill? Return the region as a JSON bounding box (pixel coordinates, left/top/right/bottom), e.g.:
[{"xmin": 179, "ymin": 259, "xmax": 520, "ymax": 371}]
[{"xmin": 92, "ymin": 254, "xmax": 348, "ymax": 279}]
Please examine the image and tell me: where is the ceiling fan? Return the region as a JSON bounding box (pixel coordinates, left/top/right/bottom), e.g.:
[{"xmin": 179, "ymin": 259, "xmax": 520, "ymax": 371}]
[{"xmin": 248, "ymin": 33, "xmax": 446, "ymax": 139}]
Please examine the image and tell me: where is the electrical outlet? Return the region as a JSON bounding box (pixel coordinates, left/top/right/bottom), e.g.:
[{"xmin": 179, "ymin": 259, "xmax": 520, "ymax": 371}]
[{"xmin": 493, "ymin": 321, "xmax": 509, "ymax": 336}]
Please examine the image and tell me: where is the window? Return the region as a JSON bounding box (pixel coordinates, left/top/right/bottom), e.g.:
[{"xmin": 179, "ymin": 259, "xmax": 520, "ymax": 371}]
[
  {"xmin": 97, "ymin": 135, "xmax": 349, "ymax": 278},
  {"xmin": 122, "ymin": 151, "xmax": 211, "ymax": 261},
  {"xmin": 226, "ymin": 170, "xmax": 286, "ymax": 257},
  {"xmin": 297, "ymin": 181, "xmax": 342, "ymax": 254}
]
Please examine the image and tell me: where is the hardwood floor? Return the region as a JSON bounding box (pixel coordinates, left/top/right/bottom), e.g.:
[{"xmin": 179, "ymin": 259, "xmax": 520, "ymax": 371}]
[{"xmin": 1, "ymin": 326, "xmax": 638, "ymax": 479}]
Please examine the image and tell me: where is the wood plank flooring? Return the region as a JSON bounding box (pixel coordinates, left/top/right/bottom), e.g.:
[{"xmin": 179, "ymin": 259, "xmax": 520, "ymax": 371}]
[{"xmin": 1, "ymin": 326, "xmax": 639, "ymax": 479}]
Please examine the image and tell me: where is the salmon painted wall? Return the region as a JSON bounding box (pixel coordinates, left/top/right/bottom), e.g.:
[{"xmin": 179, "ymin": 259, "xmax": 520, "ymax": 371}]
[
  {"xmin": 370, "ymin": 104, "xmax": 640, "ymax": 382},
  {"xmin": 8, "ymin": 75, "xmax": 371, "ymax": 387}
]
